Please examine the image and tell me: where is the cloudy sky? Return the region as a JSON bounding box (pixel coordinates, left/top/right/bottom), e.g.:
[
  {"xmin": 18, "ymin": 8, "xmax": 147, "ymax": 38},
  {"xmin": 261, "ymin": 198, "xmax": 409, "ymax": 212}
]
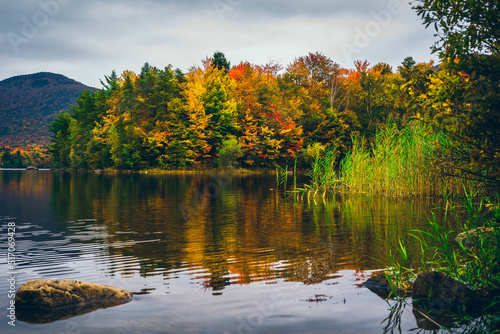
[{"xmin": 0, "ymin": 0, "xmax": 438, "ymax": 88}]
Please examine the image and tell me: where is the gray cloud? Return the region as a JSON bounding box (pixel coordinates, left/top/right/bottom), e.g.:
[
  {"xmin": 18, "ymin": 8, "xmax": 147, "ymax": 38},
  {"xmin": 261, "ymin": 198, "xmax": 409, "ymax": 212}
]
[{"xmin": 0, "ymin": 0, "xmax": 437, "ymax": 87}]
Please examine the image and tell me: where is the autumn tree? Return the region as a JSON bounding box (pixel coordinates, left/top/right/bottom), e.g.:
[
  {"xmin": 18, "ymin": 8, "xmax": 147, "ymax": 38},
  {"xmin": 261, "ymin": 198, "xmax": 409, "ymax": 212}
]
[
  {"xmin": 284, "ymin": 52, "xmax": 349, "ymax": 147},
  {"xmin": 413, "ymin": 0, "xmax": 500, "ymax": 186},
  {"xmin": 181, "ymin": 58, "xmax": 239, "ymax": 163}
]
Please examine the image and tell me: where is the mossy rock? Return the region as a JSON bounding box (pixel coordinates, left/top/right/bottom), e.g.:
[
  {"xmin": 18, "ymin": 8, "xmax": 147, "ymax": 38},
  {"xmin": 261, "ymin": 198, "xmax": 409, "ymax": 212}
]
[
  {"xmin": 455, "ymin": 227, "xmax": 497, "ymax": 248},
  {"xmin": 15, "ymin": 279, "xmax": 132, "ymax": 323}
]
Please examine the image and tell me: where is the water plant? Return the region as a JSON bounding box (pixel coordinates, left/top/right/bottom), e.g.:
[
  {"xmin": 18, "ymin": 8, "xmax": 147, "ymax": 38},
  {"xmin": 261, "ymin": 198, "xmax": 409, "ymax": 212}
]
[
  {"xmin": 384, "ymin": 192, "xmax": 500, "ymax": 330},
  {"xmin": 341, "ymin": 121, "xmax": 467, "ymax": 196},
  {"xmin": 385, "ymin": 238, "xmax": 414, "ymax": 296},
  {"xmin": 296, "ymin": 146, "xmax": 342, "ymax": 198},
  {"xmin": 306, "ymin": 121, "xmax": 475, "ymax": 197}
]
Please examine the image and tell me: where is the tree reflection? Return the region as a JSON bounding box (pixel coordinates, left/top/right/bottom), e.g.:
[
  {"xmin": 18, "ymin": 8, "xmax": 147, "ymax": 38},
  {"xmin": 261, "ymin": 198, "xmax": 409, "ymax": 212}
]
[{"xmin": 45, "ymin": 172, "xmax": 457, "ymax": 292}]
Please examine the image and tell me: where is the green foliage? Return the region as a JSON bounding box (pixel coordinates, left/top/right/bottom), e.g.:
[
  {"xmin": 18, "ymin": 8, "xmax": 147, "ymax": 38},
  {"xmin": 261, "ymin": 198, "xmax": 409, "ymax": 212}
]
[
  {"xmin": 211, "ymin": 51, "xmax": 231, "ymax": 73},
  {"xmin": 297, "ymin": 146, "xmax": 341, "ymax": 196},
  {"xmin": 309, "ymin": 148, "xmax": 341, "ymax": 192},
  {"xmin": 217, "ymin": 138, "xmax": 243, "ymax": 168},
  {"xmin": 413, "ymin": 0, "xmax": 500, "ymax": 189},
  {"xmin": 412, "ymin": 0, "xmax": 499, "ymax": 59},
  {"xmin": 305, "ymin": 122, "xmax": 471, "ymax": 197},
  {"xmin": 386, "ymin": 238, "xmax": 414, "ymax": 296},
  {"xmin": 387, "ymin": 193, "xmax": 500, "ymax": 295},
  {"xmin": 397, "ymin": 56, "xmax": 416, "ymax": 81},
  {"xmin": 49, "ymin": 112, "xmax": 72, "ymax": 167}
]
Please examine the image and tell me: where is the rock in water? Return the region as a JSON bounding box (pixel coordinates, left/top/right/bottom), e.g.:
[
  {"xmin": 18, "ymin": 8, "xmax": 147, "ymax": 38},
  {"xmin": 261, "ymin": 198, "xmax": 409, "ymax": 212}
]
[
  {"xmin": 15, "ymin": 279, "xmax": 133, "ymax": 324},
  {"xmin": 412, "ymin": 271, "xmax": 484, "ymax": 313},
  {"xmin": 362, "ymin": 273, "xmax": 394, "ymax": 299},
  {"xmin": 362, "ymin": 273, "xmax": 411, "ymax": 299}
]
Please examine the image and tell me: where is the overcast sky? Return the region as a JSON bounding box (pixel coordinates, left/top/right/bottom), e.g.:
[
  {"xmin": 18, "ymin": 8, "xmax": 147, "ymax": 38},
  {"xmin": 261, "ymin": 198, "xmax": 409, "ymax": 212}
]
[{"xmin": 0, "ymin": 0, "xmax": 438, "ymax": 88}]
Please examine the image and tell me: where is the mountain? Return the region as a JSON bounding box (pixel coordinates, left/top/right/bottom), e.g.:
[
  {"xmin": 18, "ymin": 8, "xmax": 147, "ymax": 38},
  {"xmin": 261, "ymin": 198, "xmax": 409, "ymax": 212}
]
[{"xmin": 0, "ymin": 72, "xmax": 96, "ymax": 147}]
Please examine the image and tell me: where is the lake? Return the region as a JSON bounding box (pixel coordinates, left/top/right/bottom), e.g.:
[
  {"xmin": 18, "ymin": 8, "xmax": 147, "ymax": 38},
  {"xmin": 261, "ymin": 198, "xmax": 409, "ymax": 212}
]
[{"xmin": 0, "ymin": 170, "xmax": 462, "ymax": 333}]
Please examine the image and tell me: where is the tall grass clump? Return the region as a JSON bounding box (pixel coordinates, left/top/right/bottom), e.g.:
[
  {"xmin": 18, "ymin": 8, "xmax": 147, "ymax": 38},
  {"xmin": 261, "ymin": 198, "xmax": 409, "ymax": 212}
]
[
  {"xmin": 340, "ymin": 121, "xmax": 466, "ymax": 197},
  {"xmin": 297, "ymin": 146, "xmax": 342, "ymax": 197}
]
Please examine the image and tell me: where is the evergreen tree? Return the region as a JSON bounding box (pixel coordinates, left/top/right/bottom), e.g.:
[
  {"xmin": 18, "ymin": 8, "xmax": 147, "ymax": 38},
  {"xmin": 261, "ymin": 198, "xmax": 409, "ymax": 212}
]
[{"xmin": 211, "ymin": 51, "xmax": 231, "ymax": 73}]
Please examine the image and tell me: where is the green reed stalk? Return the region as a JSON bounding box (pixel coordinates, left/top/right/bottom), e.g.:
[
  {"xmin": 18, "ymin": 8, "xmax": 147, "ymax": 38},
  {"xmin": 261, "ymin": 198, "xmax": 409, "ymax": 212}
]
[
  {"xmin": 304, "ymin": 121, "xmax": 478, "ymax": 197},
  {"xmin": 339, "ymin": 121, "xmax": 468, "ymax": 197},
  {"xmin": 294, "ymin": 157, "xmax": 297, "ymax": 190}
]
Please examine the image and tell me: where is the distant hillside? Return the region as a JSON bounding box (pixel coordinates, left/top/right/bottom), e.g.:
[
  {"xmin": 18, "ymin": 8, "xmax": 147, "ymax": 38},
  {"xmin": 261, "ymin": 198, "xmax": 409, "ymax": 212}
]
[{"xmin": 0, "ymin": 72, "xmax": 96, "ymax": 147}]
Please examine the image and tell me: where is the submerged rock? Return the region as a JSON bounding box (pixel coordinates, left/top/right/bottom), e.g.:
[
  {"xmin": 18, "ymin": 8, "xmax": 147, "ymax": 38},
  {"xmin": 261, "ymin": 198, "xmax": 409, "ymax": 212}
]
[
  {"xmin": 15, "ymin": 279, "xmax": 133, "ymax": 324},
  {"xmin": 362, "ymin": 273, "xmax": 411, "ymax": 299},
  {"xmin": 412, "ymin": 271, "xmax": 485, "ymax": 313}
]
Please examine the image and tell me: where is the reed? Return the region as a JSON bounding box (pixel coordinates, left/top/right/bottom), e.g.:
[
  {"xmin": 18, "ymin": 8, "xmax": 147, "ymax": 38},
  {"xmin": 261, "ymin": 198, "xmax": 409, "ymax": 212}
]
[
  {"xmin": 295, "ymin": 146, "xmax": 342, "ymax": 197},
  {"xmin": 329, "ymin": 121, "xmax": 472, "ymax": 197},
  {"xmin": 302, "ymin": 121, "xmax": 482, "ymax": 197},
  {"xmin": 342, "ymin": 122, "xmax": 437, "ymax": 196}
]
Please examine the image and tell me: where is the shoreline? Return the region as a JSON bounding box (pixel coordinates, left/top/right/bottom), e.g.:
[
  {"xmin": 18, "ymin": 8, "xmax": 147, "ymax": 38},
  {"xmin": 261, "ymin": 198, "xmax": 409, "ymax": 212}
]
[{"xmin": 0, "ymin": 167, "xmax": 309, "ymax": 175}]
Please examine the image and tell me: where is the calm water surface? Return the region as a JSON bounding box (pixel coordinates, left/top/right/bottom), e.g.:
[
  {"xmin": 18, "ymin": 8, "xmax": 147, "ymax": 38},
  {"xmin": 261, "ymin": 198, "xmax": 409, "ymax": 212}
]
[{"xmin": 0, "ymin": 170, "xmax": 458, "ymax": 333}]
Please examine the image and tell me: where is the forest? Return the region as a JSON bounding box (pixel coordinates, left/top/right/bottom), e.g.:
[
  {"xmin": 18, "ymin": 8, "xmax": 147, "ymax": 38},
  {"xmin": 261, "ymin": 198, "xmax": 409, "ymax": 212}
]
[{"xmin": 48, "ymin": 54, "xmax": 433, "ymax": 169}]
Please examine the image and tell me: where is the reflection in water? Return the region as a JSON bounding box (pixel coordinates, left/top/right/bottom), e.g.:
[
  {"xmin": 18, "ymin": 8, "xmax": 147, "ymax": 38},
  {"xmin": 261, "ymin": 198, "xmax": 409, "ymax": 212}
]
[
  {"xmin": 0, "ymin": 170, "xmax": 477, "ymax": 333},
  {"xmin": 16, "ymin": 300, "xmax": 126, "ymax": 324},
  {"xmin": 46, "ymin": 171, "xmax": 441, "ymax": 289},
  {"xmin": 381, "ymin": 299, "xmax": 497, "ymax": 333}
]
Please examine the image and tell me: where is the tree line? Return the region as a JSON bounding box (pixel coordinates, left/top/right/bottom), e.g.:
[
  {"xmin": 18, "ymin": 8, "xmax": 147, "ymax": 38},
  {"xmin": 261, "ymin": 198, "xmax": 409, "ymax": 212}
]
[
  {"xmin": 0, "ymin": 145, "xmax": 51, "ymax": 168},
  {"xmin": 48, "ymin": 53, "xmax": 435, "ymax": 170}
]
